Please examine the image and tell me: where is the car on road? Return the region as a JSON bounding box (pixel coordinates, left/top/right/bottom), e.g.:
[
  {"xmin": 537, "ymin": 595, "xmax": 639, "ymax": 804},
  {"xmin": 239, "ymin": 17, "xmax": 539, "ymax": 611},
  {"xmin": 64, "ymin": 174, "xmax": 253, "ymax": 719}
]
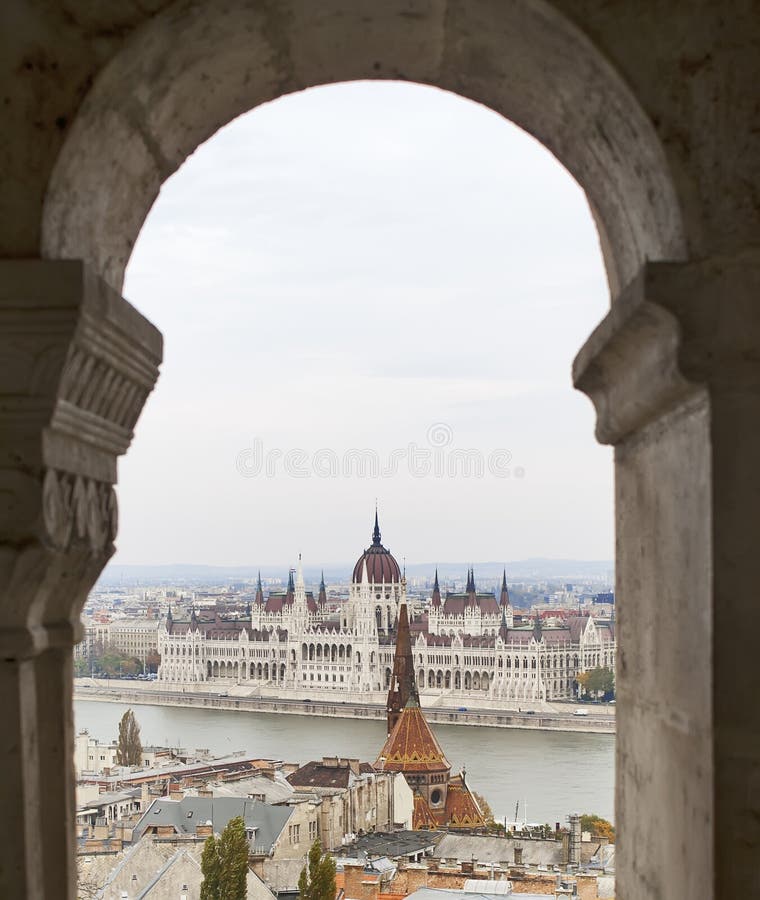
[{"xmin": 574, "ymin": 708, "xmax": 589, "ymax": 717}]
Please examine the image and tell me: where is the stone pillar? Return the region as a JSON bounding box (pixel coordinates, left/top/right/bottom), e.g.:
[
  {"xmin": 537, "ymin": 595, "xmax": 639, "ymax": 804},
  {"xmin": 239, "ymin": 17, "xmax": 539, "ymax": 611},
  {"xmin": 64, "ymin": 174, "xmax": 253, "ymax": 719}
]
[
  {"xmin": 574, "ymin": 254, "xmax": 760, "ymax": 899},
  {"xmin": 0, "ymin": 260, "xmax": 161, "ymax": 899}
]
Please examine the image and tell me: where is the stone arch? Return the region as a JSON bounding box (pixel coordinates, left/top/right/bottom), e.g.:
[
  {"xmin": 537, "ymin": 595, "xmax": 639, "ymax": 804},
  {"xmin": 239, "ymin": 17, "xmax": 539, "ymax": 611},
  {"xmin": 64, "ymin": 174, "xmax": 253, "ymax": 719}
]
[{"xmin": 42, "ymin": 1, "xmax": 685, "ymax": 303}]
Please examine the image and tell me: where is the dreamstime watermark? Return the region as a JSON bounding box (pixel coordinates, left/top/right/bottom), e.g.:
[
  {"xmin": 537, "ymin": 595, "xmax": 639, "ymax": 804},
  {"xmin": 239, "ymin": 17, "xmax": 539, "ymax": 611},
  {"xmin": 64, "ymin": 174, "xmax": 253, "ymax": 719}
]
[{"xmin": 235, "ymin": 423, "xmax": 525, "ymax": 480}]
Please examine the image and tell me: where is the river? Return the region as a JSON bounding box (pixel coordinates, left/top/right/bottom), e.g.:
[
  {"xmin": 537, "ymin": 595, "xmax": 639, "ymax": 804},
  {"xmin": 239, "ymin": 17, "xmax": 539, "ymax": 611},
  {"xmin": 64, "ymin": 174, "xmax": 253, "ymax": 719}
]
[{"xmin": 75, "ymin": 700, "xmax": 615, "ymax": 824}]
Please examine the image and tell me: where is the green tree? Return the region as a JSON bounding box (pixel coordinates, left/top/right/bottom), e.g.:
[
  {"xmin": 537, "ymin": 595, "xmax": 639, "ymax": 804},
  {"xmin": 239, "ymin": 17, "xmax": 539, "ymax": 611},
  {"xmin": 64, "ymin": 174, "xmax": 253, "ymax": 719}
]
[
  {"xmin": 145, "ymin": 648, "xmax": 161, "ymax": 674},
  {"xmin": 116, "ymin": 708, "xmax": 143, "ymax": 766},
  {"xmin": 298, "ymin": 839, "xmax": 336, "ymax": 900},
  {"xmin": 74, "ymin": 657, "xmax": 89, "ymax": 676},
  {"xmin": 200, "ymin": 834, "xmax": 221, "ymax": 900},
  {"xmin": 584, "ymin": 666, "xmax": 615, "ymax": 698},
  {"xmin": 201, "ymin": 816, "xmax": 249, "ymax": 900}
]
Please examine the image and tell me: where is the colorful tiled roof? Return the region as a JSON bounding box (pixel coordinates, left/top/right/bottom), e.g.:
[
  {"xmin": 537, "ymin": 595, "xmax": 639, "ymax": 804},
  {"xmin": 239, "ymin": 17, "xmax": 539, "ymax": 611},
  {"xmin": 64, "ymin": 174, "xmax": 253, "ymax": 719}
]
[
  {"xmin": 376, "ymin": 701, "xmax": 450, "ymax": 774},
  {"xmin": 412, "ymin": 792, "xmax": 439, "ymax": 830},
  {"xmin": 443, "ymin": 775, "xmax": 487, "ymax": 829}
]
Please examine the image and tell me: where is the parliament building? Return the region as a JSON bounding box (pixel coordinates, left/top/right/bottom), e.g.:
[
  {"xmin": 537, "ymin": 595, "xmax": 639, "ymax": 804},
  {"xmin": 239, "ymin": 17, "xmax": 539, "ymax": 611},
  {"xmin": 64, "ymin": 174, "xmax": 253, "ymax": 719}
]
[{"xmin": 158, "ymin": 513, "xmax": 615, "ymax": 704}]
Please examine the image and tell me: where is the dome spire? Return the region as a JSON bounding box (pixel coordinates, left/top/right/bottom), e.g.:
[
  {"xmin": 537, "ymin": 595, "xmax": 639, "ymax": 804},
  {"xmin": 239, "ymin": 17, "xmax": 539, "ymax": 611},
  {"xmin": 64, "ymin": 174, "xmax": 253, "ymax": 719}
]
[{"xmin": 372, "ymin": 504, "xmax": 382, "ymax": 546}]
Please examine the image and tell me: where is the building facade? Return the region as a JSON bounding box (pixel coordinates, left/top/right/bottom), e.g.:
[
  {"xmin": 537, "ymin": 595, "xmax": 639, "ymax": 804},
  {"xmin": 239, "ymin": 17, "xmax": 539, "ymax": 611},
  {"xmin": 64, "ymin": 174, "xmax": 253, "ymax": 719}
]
[{"xmin": 157, "ymin": 515, "xmax": 615, "ymax": 703}]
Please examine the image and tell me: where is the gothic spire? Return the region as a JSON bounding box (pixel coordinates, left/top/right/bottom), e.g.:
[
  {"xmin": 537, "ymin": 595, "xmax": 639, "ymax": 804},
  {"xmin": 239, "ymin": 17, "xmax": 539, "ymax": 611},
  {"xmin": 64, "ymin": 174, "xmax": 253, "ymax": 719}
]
[
  {"xmin": 500, "ymin": 569, "xmax": 510, "ymax": 608},
  {"xmin": 319, "ymin": 570, "xmax": 327, "ymax": 605},
  {"xmin": 255, "ymin": 571, "xmax": 264, "ymax": 605},
  {"xmin": 287, "ymin": 568, "xmax": 295, "ymax": 594},
  {"xmin": 499, "ymin": 602, "xmax": 509, "ymax": 642},
  {"xmin": 432, "ymin": 568, "xmax": 441, "ymax": 607},
  {"xmin": 386, "ymin": 601, "xmax": 419, "ymax": 736},
  {"xmin": 372, "ymin": 506, "xmax": 382, "ymax": 546}
]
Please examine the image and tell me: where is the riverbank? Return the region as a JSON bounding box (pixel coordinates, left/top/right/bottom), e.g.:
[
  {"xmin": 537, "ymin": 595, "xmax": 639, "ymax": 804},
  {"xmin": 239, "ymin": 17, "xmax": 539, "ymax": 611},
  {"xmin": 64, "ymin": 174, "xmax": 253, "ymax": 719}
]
[{"xmin": 74, "ymin": 681, "xmax": 615, "ymax": 734}]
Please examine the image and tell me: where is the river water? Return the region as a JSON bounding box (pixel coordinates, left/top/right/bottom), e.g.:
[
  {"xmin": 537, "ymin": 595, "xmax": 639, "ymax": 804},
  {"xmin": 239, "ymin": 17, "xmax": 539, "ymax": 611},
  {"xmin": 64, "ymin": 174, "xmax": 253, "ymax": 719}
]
[{"xmin": 75, "ymin": 700, "xmax": 615, "ymax": 824}]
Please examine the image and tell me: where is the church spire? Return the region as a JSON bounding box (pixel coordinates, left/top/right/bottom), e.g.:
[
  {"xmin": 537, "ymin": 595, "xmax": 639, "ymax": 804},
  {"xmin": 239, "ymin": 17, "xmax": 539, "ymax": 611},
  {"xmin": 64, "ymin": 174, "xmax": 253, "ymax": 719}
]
[
  {"xmin": 500, "ymin": 569, "xmax": 510, "ymax": 608},
  {"xmin": 255, "ymin": 571, "xmax": 264, "ymax": 605},
  {"xmin": 372, "ymin": 505, "xmax": 382, "ymax": 546},
  {"xmin": 386, "ymin": 601, "xmax": 418, "ymax": 736},
  {"xmin": 319, "ymin": 570, "xmax": 327, "ymax": 605},
  {"xmin": 432, "ymin": 568, "xmax": 441, "ymax": 607}
]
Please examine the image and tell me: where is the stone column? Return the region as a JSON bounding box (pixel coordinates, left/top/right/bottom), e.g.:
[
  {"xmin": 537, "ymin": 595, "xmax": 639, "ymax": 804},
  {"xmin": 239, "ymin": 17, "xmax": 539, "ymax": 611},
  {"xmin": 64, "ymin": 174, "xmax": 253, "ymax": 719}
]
[
  {"xmin": 574, "ymin": 254, "xmax": 760, "ymax": 899},
  {"xmin": 0, "ymin": 260, "xmax": 161, "ymax": 899}
]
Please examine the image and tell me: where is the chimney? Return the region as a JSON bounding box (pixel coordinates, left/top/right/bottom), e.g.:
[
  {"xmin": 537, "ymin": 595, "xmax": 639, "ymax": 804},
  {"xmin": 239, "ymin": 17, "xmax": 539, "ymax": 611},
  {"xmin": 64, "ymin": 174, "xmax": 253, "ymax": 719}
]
[
  {"xmin": 197, "ymin": 788, "xmax": 213, "ymax": 799},
  {"xmin": 567, "ymin": 814, "xmax": 581, "ymax": 867},
  {"xmin": 196, "ymin": 823, "xmax": 213, "ymax": 838},
  {"xmin": 343, "ymin": 863, "xmax": 365, "ymax": 899},
  {"xmin": 169, "ymin": 787, "xmax": 184, "ymax": 801}
]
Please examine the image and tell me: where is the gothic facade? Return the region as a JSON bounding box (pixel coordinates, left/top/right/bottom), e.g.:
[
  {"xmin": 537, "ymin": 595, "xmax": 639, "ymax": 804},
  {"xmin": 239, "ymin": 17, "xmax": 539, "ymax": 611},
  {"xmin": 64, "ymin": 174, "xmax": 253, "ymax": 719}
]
[{"xmin": 157, "ymin": 515, "xmax": 615, "ymax": 702}]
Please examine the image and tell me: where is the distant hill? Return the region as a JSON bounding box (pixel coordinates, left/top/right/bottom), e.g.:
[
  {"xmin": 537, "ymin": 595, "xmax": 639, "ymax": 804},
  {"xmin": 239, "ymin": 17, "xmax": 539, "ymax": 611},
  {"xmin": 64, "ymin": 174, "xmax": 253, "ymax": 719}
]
[{"xmin": 98, "ymin": 558, "xmax": 613, "ymax": 586}]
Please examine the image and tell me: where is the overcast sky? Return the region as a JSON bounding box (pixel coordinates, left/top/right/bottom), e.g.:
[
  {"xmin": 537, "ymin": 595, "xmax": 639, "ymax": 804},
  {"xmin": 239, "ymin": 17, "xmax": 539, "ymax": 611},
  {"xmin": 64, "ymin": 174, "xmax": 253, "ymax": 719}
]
[{"xmin": 118, "ymin": 81, "xmax": 612, "ymax": 569}]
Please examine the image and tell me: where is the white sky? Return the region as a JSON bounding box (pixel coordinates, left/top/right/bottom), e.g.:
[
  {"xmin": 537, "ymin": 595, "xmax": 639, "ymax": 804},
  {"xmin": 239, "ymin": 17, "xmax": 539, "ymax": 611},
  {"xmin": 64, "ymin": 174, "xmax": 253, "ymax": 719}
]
[{"xmin": 118, "ymin": 80, "xmax": 613, "ymax": 569}]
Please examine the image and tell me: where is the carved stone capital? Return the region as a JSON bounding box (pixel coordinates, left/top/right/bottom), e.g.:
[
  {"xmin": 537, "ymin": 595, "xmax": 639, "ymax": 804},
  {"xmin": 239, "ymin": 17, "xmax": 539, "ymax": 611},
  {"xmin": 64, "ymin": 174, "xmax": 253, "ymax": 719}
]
[
  {"xmin": 0, "ymin": 260, "xmax": 162, "ymax": 657},
  {"xmin": 573, "ymin": 252, "xmax": 760, "ymax": 444}
]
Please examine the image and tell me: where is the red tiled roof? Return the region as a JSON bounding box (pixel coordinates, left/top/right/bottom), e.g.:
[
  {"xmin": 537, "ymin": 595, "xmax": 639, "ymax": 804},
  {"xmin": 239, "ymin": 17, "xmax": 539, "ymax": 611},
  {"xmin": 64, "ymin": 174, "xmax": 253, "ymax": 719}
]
[
  {"xmin": 376, "ymin": 703, "xmax": 450, "ymax": 774},
  {"xmin": 441, "ymin": 594, "xmax": 500, "ymax": 616},
  {"xmin": 412, "ymin": 792, "xmax": 439, "ymax": 830},
  {"xmin": 443, "ymin": 775, "xmax": 487, "ymax": 829}
]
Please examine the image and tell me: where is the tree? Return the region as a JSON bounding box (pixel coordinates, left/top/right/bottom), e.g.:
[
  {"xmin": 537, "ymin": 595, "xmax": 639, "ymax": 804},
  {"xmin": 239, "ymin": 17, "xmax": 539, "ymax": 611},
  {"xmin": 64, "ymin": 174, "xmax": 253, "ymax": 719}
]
[
  {"xmin": 116, "ymin": 708, "xmax": 143, "ymax": 766},
  {"xmin": 200, "ymin": 834, "xmax": 221, "ymax": 900},
  {"xmin": 298, "ymin": 839, "xmax": 336, "ymax": 900},
  {"xmin": 201, "ymin": 816, "xmax": 249, "ymax": 900},
  {"xmin": 580, "ymin": 813, "xmax": 615, "ymax": 843},
  {"xmin": 578, "ymin": 667, "xmax": 615, "ymax": 699},
  {"xmin": 146, "ymin": 648, "xmax": 161, "ymax": 674}
]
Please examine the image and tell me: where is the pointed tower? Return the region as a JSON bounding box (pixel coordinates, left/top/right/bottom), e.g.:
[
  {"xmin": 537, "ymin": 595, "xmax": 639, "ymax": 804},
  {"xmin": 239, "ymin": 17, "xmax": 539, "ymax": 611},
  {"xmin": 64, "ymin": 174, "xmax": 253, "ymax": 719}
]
[
  {"xmin": 318, "ymin": 571, "xmax": 327, "ymax": 606},
  {"xmin": 292, "ymin": 554, "xmax": 308, "ymax": 632},
  {"xmin": 255, "ymin": 572, "xmax": 264, "ymax": 605},
  {"xmin": 373, "ymin": 505, "xmax": 382, "ymax": 546},
  {"xmin": 431, "ymin": 568, "xmax": 441, "ymax": 608},
  {"xmin": 386, "ymin": 602, "xmax": 418, "ymax": 735},
  {"xmin": 498, "ymin": 603, "xmax": 510, "ymax": 642},
  {"xmin": 500, "ymin": 569, "xmax": 510, "ymax": 607}
]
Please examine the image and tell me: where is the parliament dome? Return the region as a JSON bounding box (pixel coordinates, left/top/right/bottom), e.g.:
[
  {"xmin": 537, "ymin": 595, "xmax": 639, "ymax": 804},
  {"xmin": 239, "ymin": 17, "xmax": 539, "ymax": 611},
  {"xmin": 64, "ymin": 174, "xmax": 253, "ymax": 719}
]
[{"xmin": 352, "ymin": 512, "xmax": 402, "ymax": 584}]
